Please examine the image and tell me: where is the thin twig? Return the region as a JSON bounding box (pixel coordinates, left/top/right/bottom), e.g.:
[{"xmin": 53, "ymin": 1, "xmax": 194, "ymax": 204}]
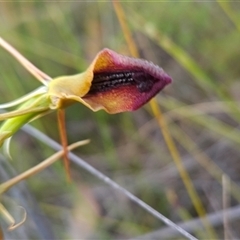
[
  {"xmin": 130, "ymin": 204, "xmax": 240, "ymax": 240},
  {"xmin": 0, "ymin": 140, "xmax": 89, "ymax": 195},
  {"xmin": 0, "ymin": 37, "xmax": 52, "ymax": 85},
  {"xmin": 22, "ymin": 124, "xmax": 198, "ymax": 240}
]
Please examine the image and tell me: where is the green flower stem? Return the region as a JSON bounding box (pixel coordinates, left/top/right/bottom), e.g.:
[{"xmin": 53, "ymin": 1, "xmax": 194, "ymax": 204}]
[{"xmin": 0, "ymin": 94, "xmax": 51, "ymax": 146}]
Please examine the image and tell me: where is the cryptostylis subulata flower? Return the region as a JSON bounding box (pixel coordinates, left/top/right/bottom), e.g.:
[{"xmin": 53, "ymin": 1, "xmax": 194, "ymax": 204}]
[
  {"xmin": 49, "ymin": 48, "xmax": 172, "ymax": 113},
  {"xmin": 0, "ymin": 48, "xmax": 172, "ymax": 146}
]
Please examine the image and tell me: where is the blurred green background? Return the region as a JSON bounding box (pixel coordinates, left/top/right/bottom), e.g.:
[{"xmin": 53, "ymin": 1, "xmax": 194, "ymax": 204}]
[{"xmin": 0, "ymin": 1, "xmax": 240, "ymax": 239}]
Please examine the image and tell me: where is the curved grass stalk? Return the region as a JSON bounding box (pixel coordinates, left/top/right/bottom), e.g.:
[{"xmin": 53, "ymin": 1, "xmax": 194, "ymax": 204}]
[
  {"xmin": 0, "ymin": 203, "xmax": 26, "ymax": 231},
  {"xmin": 3, "ymin": 137, "xmax": 12, "ymax": 160}
]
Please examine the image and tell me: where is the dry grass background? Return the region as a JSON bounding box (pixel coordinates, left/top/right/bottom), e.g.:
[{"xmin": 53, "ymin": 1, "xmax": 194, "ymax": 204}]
[{"xmin": 0, "ymin": 1, "xmax": 240, "ymax": 239}]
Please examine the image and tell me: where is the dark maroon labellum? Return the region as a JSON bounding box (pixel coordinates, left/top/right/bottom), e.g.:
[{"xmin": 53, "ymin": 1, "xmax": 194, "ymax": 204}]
[{"xmin": 88, "ymin": 71, "xmax": 156, "ymax": 94}]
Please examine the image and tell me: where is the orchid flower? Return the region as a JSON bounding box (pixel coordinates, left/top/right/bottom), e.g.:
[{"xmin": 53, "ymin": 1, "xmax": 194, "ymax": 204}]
[
  {"xmin": 49, "ymin": 48, "xmax": 172, "ymax": 113},
  {"xmin": 0, "ymin": 48, "xmax": 172, "ymax": 147}
]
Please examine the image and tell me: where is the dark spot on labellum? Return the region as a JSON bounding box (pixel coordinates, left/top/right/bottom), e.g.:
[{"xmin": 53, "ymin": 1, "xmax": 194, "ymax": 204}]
[
  {"xmin": 88, "ymin": 71, "xmax": 156, "ymax": 94},
  {"xmin": 132, "ymin": 72, "xmax": 154, "ymax": 93}
]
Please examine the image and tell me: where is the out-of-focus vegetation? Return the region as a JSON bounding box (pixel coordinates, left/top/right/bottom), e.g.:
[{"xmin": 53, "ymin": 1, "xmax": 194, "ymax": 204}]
[{"xmin": 0, "ymin": 1, "xmax": 240, "ymax": 239}]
